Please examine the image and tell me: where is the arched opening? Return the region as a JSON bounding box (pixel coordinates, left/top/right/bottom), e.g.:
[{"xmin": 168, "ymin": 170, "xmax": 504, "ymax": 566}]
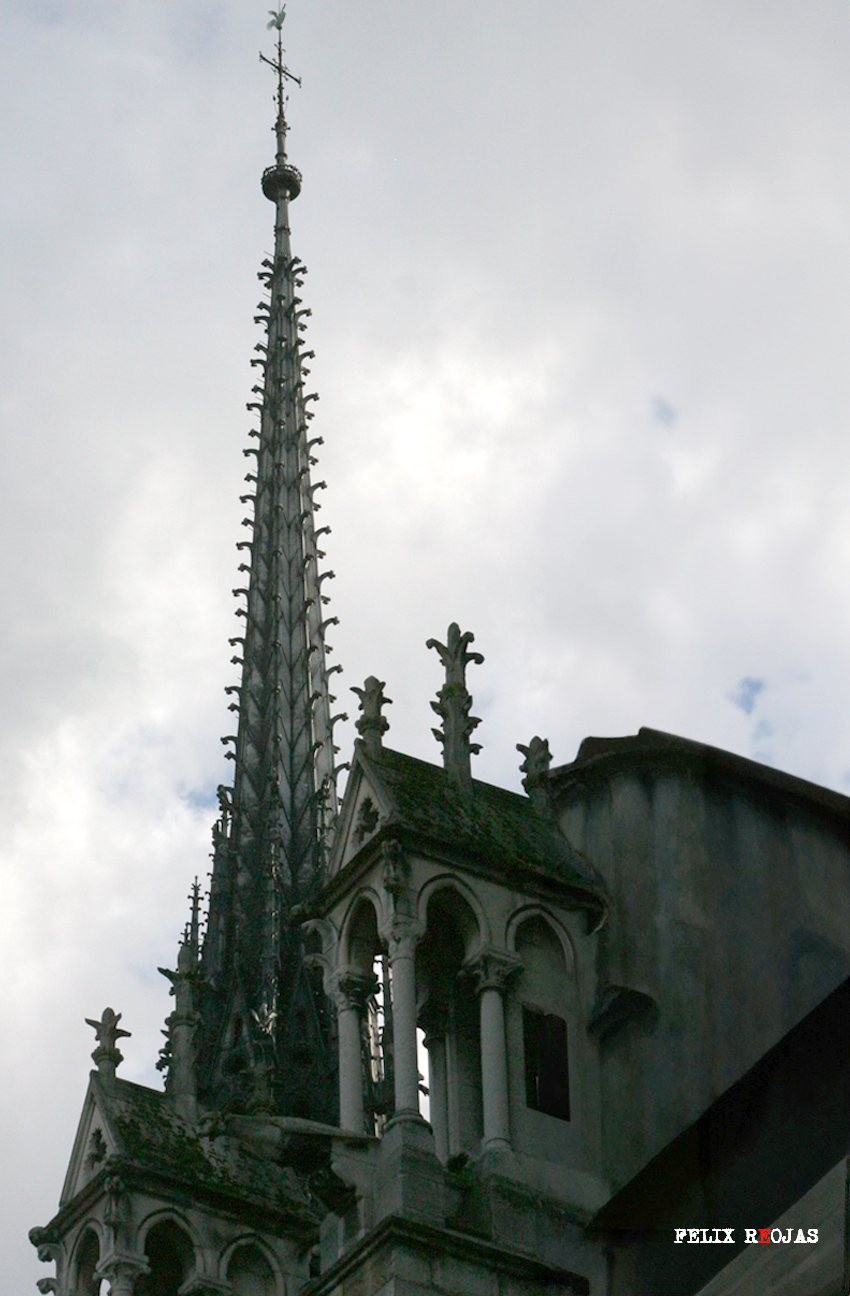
[
  {"xmin": 137, "ymin": 1220, "xmax": 195, "ymax": 1296},
  {"xmin": 346, "ymin": 896, "xmax": 381, "ymax": 974},
  {"xmin": 515, "ymin": 914, "xmax": 569, "ymax": 975},
  {"xmin": 227, "ymin": 1242, "xmax": 277, "ymax": 1296},
  {"xmin": 344, "ymin": 897, "xmax": 393, "ymax": 1133},
  {"xmin": 418, "ymin": 887, "xmax": 484, "ymax": 1158},
  {"xmin": 73, "ymin": 1227, "xmax": 100, "ymax": 1296},
  {"xmin": 515, "ymin": 915, "xmax": 573, "ymax": 1123}
]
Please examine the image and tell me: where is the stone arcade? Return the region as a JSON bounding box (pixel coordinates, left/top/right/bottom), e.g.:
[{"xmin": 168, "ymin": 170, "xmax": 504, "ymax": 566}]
[{"xmin": 30, "ymin": 16, "xmax": 850, "ymax": 1296}]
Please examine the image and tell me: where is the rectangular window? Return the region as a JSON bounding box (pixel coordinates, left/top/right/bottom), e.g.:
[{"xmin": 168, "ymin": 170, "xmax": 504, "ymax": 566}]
[{"xmin": 523, "ymin": 1005, "xmax": 570, "ymax": 1121}]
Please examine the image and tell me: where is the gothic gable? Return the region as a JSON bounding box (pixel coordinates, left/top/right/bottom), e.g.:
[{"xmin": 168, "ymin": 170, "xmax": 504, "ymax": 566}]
[
  {"xmin": 329, "ymin": 750, "xmax": 396, "ymax": 876},
  {"xmin": 60, "ymin": 1076, "xmax": 119, "ymax": 1206}
]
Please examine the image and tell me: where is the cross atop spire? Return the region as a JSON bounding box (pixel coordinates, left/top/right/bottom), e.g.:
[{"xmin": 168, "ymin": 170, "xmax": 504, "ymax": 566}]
[{"xmin": 261, "ymin": 8, "xmax": 301, "ymax": 169}]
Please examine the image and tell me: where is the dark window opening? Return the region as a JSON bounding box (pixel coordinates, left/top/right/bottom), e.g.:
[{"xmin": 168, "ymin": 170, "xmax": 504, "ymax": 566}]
[
  {"xmin": 138, "ymin": 1220, "xmax": 194, "ymax": 1296},
  {"xmin": 523, "ymin": 1005, "xmax": 570, "ymax": 1121}
]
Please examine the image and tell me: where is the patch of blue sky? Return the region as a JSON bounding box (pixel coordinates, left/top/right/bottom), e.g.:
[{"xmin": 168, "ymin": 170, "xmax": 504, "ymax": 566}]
[
  {"xmin": 729, "ymin": 677, "xmax": 766, "ymax": 715},
  {"xmin": 651, "ymin": 395, "xmax": 678, "ymax": 426},
  {"xmin": 180, "ymin": 783, "xmax": 220, "ymax": 810}
]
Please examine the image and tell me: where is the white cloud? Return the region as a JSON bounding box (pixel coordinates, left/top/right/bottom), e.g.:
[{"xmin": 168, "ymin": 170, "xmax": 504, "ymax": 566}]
[{"xmin": 3, "ymin": 1, "xmax": 850, "ymax": 1287}]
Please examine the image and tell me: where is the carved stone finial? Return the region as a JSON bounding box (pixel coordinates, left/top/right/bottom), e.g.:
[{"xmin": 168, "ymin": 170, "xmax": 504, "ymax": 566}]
[
  {"xmin": 85, "ymin": 1008, "xmax": 130, "ymax": 1083},
  {"xmin": 517, "ymin": 736, "xmax": 553, "ymax": 816},
  {"xmin": 187, "ymin": 877, "xmax": 202, "ymax": 958},
  {"xmin": 427, "ymin": 622, "xmax": 484, "ymax": 796},
  {"xmin": 157, "ymin": 935, "xmax": 202, "ymax": 1119},
  {"xmin": 352, "ymin": 676, "xmax": 392, "ymax": 757}
]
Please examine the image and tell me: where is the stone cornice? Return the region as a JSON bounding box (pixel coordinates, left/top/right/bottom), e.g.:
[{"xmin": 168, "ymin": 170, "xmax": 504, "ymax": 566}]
[{"xmin": 301, "ymin": 1212, "xmax": 590, "ymax": 1296}]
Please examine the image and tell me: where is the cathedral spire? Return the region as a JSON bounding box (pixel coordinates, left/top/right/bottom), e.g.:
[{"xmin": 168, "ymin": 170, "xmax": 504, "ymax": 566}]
[{"xmin": 195, "ymin": 11, "xmax": 344, "ymax": 1121}]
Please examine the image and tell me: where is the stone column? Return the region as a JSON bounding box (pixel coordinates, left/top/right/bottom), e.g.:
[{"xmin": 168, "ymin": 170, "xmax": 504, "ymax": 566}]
[
  {"xmin": 420, "ymin": 1001, "xmax": 449, "ymax": 1161},
  {"xmin": 466, "ymin": 948, "xmax": 522, "ymax": 1152},
  {"xmin": 389, "ymin": 929, "xmax": 420, "ymax": 1117},
  {"xmin": 334, "ymin": 969, "xmax": 376, "ymax": 1133},
  {"xmin": 378, "ymin": 839, "xmax": 424, "ymax": 1123}
]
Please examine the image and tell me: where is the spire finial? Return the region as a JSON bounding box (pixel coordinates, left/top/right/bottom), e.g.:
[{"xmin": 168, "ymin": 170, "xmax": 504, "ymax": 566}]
[
  {"xmin": 427, "ymin": 623, "xmax": 484, "ymax": 796},
  {"xmin": 262, "ymin": 8, "xmax": 301, "ymax": 167},
  {"xmin": 352, "ymin": 676, "xmax": 392, "ymax": 757},
  {"xmin": 187, "ymin": 877, "xmax": 201, "ymax": 959},
  {"xmin": 85, "ymin": 1008, "xmax": 130, "ymax": 1084}
]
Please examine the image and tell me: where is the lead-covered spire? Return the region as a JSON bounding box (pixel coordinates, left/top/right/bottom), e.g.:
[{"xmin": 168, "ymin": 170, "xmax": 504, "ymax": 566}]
[{"xmin": 193, "ymin": 11, "xmax": 344, "ymax": 1121}]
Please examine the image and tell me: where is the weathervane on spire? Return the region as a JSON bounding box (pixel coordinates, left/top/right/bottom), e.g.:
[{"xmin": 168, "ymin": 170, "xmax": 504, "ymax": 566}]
[{"xmin": 261, "ymin": 8, "xmax": 302, "ymax": 166}]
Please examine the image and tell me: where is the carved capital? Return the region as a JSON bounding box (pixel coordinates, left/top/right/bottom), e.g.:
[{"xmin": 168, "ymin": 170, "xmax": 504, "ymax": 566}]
[
  {"xmin": 418, "ymin": 998, "xmax": 449, "ymax": 1047},
  {"xmin": 332, "ymin": 967, "xmax": 378, "ymax": 1013},
  {"xmin": 464, "ymin": 946, "xmax": 523, "ymax": 996},
  {"xmin": 95, "ymin": 1251, "xmax": 150, "ymax": 1296},
  {"xmin": 386, "ymin": 930, "xmax": 414, "ymax": 962}
]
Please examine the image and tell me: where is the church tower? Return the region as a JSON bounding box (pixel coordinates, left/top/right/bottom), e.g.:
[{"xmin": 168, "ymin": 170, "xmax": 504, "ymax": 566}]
[{"xmin": 30, "ymin": 14, "xmax": 850, "ymax": 1296}]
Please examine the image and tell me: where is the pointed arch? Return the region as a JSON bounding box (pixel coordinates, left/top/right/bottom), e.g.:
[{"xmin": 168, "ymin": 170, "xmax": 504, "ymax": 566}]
[
  {"xmin": 417, "ymin": 874, "xmax": 489, "ymax": 956},
  {"xmin": 507, "ymin": 906, "xmax": 576, "ymax": 973},
  {"xmin": 136, "ymin": 1216, "xmax": 196, "ymax": 1296},
  {"xmin": 340, "ymin": 888, "xmax": 384, "ymax": 970},
  {"xmin": 223, "ymin": 1235, "xmax": 282, "ymax": 1296},
  {"xmin": 71, "ymin": 1225, "xmax": 101, "ymax": 1296}
]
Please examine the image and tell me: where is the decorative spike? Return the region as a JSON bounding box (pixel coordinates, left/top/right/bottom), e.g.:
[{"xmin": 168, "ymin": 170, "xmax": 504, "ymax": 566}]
[
  {"xmin": 352, "ymin": 677, "xmax": 392, "ymax": 757},
  {"xmin": 427, "ymin": 623, "xmax": 484, "ymax": 797}
]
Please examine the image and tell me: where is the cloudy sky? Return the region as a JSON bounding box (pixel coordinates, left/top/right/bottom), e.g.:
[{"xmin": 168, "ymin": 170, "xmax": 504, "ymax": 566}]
[{"xmin": 3, "ymin": 0, "xmax": 850, "ymax": 1286}]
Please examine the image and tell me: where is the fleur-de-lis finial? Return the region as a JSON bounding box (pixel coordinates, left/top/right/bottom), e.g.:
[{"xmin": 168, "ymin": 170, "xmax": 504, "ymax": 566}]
[
  {"xmin": 352, "ymin": 676, "xmax": 392, "ymax": 757},
  {"xmin": 85, "ymin": 1008, "xmax": 131, "ymax": 1083},
  {"xmin": 427, "ymin": 623, "xmax": 484, "ymax": 796}
]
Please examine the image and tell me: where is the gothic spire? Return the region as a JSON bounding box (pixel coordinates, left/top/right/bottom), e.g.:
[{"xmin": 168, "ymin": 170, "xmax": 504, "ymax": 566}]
[{"xmin": 195, "ymin": 11, "xmax": 344, "ymax": 1121}]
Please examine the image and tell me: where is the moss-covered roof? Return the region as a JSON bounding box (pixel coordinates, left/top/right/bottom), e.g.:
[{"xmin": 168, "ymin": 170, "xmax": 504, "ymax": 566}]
[
  {"xmin": 356, "ymin": 746, "xmax": 605, "ymax": 909},
  {"xmin": 95, "ymin": 1077, "xmax": 317, "ymax": 1229}
]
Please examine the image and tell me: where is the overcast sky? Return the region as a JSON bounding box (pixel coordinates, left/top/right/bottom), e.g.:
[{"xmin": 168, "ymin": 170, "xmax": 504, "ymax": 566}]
[{"xmin": 4, "ymin": 0, "xmax": 850, "ymax": 1286}]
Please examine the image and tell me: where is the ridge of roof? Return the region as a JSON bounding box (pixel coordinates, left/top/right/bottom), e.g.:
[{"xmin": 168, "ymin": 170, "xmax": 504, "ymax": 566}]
[{"xmin": 551, "ymin": 726, "xmax": 849, "ymax": 820}]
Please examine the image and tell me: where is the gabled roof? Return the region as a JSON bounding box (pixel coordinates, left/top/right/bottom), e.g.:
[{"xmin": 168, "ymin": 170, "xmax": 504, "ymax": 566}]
[
  {"xmin": 52, "ymin": 1074, "xmax": 318, "ymax": 1239},
  {"xmin": 549, "ymin": 726, "xmax": 850, "ymax": 825},
  {"xmin": 325, "ymin": 743, "xmax": 607, "ymax": 917}
]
